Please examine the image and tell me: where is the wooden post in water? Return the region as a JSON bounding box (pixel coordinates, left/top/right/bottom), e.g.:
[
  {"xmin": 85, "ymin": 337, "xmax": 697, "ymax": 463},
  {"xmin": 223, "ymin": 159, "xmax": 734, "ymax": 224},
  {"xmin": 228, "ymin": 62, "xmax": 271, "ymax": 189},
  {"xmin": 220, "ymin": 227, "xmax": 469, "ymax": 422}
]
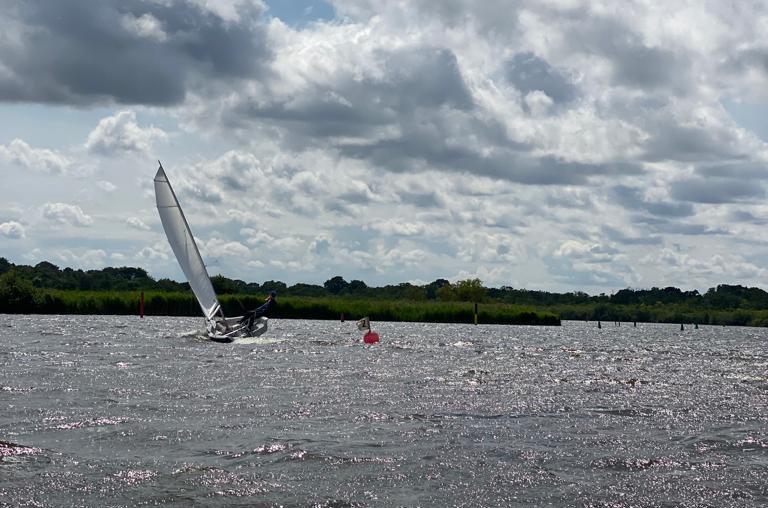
[
  {"xmin": 680, "ymin": 323, "xmax": 684, "ymax": 331},
  {"xmin": 474, "ymin": 302, "xmax": 478, "ymax": 325},
  {"xmin": 139, "ymin": 291, "xmax": 144, "ymax": 319},
  {"xmin": 633, "ymin": 321, "xmax": 636, "ymax": 328},
  {"xmin": 598, "ymin": 320, "xmax": 601, "ymax": 329}
]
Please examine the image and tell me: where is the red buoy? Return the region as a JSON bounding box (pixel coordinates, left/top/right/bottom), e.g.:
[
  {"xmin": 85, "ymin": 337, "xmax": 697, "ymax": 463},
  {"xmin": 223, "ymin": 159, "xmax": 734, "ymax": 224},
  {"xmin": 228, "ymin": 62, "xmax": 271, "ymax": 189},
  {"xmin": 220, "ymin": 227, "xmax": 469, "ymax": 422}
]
[{"xmin": 363, "ymin": 330, "xmax": 380, "ymax": 344}]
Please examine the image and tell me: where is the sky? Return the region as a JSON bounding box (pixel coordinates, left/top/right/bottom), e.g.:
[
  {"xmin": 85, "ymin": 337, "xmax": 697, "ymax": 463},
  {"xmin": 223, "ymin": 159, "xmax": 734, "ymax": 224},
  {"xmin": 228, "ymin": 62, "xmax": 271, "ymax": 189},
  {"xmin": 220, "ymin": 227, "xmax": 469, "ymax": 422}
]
[{"xmin": 1, "ymin": 0, "xmax": 768, "ymax": 292}]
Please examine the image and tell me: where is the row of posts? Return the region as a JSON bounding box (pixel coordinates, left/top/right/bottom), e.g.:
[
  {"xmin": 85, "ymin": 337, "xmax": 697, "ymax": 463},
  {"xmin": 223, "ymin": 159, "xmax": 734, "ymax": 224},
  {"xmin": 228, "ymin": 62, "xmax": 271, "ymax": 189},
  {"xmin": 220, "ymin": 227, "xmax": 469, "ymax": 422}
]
[{"xmin": 596, "ymin": 320, "xmax": 699, "ymax": 330}]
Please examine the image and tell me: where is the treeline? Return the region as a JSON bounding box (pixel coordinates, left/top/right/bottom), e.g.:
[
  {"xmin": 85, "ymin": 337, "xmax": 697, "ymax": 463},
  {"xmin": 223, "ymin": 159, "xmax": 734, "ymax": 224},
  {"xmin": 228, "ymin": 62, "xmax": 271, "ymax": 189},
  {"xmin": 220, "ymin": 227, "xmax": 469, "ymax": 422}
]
[
  {"xmin": 0, "ymin": 288, "xmax": 558, "ymax": 326},
  {"xmin": 0, "ymin": 259, "xmax": 558, "ymax": 325},
  {"xmin": 3, "ymin": 257, "xmax": 768, "ymax": 326}
]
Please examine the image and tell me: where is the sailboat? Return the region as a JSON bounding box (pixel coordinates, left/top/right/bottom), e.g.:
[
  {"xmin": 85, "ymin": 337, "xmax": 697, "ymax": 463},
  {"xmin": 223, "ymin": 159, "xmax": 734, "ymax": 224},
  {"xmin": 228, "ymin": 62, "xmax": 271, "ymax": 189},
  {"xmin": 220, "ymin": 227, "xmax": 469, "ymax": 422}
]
[{"xmin": 154, "ymin": 162, "xmax": 268, "ymax": 342}]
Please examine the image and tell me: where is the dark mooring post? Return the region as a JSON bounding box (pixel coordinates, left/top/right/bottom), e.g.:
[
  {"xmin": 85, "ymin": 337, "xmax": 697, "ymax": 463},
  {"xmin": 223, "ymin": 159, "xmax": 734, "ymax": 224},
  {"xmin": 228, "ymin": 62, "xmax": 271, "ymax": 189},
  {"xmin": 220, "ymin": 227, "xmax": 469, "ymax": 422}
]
[
  {"xmin": 680, "ymin": 323, "xmax": 684, "ymax": 331},
  {"xmin": 474, "ymin": 302, "xmax": 478, "ymax": 325},
  {"xmin": 633, "ymin": 321, "xmax": 637, "ymax": 327},
  {"xmin": 598, "ymin": 321, "xmax": 602, "ymax": 329},
  {"xmin": 139, "ymin": 291, "xmax": 144, "ymax": 319},
  {"xmin": 694, "ymin": 323, "xmax": 699, "ymax": 329}
]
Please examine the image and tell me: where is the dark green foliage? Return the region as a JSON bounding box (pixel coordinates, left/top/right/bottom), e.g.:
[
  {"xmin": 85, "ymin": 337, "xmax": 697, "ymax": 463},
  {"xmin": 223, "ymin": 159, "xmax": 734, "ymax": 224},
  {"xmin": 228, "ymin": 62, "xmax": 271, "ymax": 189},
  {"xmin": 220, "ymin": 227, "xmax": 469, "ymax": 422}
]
[
  {"xmin": 260, "ymin": 280, "xmax": 287, "ymax": 293},
  {"xmin": 323, "ymin": 276, "xmax": 349, "ymax": 295},
  {"xmin": 210, "ymin": 275, "xmax": 247, "ymax": 294},
  {"xmin": 287, "ymin": 283, "xmax": 327, "ymax": 297},
  {"xmin": 6, "ymin": 256, "xmax": 768, "ymax": 327},
  {"xmin": 0, "ymin": 270, "xmax": 39, "ymax": 313}
]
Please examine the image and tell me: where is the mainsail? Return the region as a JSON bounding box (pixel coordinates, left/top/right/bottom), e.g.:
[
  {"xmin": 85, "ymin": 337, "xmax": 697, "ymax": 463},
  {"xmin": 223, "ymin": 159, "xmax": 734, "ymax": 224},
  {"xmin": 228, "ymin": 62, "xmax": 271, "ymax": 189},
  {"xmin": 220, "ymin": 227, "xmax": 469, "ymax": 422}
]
[{"xmin": 154, "ymin": 163, "xmax": 221, "ymax": 320}]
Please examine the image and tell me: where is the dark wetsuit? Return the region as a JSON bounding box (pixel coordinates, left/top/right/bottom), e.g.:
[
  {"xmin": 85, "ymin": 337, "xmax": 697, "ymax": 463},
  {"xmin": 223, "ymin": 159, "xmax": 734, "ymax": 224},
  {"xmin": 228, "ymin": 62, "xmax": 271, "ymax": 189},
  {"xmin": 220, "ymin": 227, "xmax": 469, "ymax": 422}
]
[{"xmin": 240, "ymin": 297, "xmax": 276, "ymax": 328}]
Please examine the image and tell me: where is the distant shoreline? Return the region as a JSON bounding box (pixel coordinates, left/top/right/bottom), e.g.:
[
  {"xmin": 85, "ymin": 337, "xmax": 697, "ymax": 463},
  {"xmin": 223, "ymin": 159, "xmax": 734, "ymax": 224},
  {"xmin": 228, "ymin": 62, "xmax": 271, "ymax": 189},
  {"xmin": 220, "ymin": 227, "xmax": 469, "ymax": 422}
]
[
  {"xmin": 0, "ymin": 289, "xmax": 561, "ymax": 327},
  {"xmin": 3, "ymin": 258, "xmax": 768, "ymax": 327}
]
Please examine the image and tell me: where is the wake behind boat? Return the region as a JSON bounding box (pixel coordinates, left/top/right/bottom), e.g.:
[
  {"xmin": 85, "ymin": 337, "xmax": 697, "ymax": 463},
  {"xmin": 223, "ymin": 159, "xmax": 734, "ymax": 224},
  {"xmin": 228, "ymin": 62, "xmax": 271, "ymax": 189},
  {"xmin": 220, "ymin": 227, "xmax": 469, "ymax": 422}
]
[{"xmin": 153, "ymin": 162, "xmax": 269, "ymax": 342}]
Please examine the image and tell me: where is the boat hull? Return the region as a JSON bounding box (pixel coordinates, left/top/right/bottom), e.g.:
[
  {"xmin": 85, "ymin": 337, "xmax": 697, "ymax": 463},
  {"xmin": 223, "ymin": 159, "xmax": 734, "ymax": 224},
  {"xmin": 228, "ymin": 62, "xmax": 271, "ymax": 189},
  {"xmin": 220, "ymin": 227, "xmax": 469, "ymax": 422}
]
[{"xmin": 207, "ymin": 316, "xmax": 268, "ymax": 342}]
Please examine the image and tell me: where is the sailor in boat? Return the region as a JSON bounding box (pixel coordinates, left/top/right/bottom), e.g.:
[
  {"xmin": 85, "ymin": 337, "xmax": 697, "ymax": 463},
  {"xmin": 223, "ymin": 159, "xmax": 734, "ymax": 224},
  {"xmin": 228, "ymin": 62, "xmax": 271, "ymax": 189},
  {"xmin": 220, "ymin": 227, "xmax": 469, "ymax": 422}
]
[{"xmin": 240, "ymin": 291, "xmax": 277, "ymax": 329}]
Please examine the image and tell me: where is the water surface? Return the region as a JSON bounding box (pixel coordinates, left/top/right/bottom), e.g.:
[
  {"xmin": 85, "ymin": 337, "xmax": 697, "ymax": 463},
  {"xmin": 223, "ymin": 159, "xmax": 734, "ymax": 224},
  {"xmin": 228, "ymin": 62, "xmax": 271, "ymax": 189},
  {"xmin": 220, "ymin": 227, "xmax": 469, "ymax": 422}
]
[{"xmin": 1, "ymin": 315, "xmax": 767, "ymax": 506}]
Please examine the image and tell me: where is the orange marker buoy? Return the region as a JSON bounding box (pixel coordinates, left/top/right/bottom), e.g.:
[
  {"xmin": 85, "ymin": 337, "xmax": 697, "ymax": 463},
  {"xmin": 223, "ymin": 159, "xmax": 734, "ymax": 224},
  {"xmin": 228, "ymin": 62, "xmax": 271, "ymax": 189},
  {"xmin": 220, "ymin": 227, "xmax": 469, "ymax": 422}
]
[{"xmin": 363, "ymin": 330, "xmax": 380, "ymax": 344}]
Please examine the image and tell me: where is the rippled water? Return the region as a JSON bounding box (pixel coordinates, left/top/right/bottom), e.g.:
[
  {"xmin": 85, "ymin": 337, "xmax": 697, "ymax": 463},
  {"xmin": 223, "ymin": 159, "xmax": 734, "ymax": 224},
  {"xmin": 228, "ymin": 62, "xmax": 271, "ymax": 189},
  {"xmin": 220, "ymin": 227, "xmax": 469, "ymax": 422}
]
[{"xmin": 1, "ymin": 315, "xmax": 767, "ymax": 507}]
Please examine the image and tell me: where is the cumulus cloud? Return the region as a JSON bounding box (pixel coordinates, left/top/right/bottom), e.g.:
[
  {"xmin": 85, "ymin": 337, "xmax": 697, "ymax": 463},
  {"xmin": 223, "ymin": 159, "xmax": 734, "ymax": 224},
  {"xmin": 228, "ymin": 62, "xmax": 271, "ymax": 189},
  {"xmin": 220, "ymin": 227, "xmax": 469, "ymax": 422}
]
[
  {"xmin": 0, "ymin": 138, "xmax": 70, "ymax": 174},
  {"xmin": 0, "ymin": 221, "xmax": 25, "ymax": 238},
  {"xmin": 0, "ymin": 0, "xmax": 271, "ymax": 105},
  {"xmin": 5, "ymin": 1, "xmax": 768, "ymax": 291},
  {"xmin": 85, "ymin": 110, "xmax": 167, "ymax": 155},
  {"xmin": 41, "ymin": 203, "xmax": 93, "ymax": 227}
]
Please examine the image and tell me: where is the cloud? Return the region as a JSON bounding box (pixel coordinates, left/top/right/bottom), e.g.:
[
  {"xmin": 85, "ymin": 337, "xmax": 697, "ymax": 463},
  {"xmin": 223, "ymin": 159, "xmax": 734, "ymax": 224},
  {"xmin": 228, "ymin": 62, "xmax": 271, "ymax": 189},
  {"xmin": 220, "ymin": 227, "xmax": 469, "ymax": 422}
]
[
  {"xmin": 86, "ymin": 110, "xmax": 167, "ymax": 156},
  {"xmin": 602, "ymin": 225, "xmax": 662, "ymax": 246},
  {"xmin": 0, "ymin": 0, "xmax": 271, "ymax": 105},
  {"xmin": 0, "ymin": 221, "xmax": 25, "ymax": 238},
  {"xmin": 670, "ymin": 177, "xmax": 765, "ymax": 204},
  {"xmin": 138, "ymin": 245, "xmax": 169, "ymax": 260},
  {"xmin": 505, "ymin": 52, "xmax": 577, "ymax": 105},
  {"xmin": 641, "ymin": 248, "xmax": 765, "ymax": 281},
  {"xmin": 126, "ymin": 217, "xmax": 150, "ymax": 231},
  {"xmin": 5, "ymin": 1, "xmax": 768, "ymax": 292},
  {"xmin": 41, "ymin": 202, "xmax": 93, "ymax": 227},
  {"xmin": 612, "ymin": 185, "xmax": 694, "ymax": 217},
  {"xmin": 0, "ymin": 138, "xmax": 70, "ymax": 174},
  {"xmin": 97, "ymin": 180, "xmax": 117, "ymax": 192}
]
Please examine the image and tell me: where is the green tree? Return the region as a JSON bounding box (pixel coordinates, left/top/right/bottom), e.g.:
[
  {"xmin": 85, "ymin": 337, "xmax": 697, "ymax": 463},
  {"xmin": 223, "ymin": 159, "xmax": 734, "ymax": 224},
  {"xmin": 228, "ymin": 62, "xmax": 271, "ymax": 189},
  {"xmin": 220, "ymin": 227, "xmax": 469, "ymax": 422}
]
[
  {"xmin": 261, "ymin": 280, "xmax": 287, "ymax": 293},
  {"xmin": 436, "ymin": 283, "xmax": 455, "ymax": 301},
  {"xmin": 0, "ymin": 270, "xmax": 39, "ymax": 312},
  {"xmin": 324, "ymin": 276, "xmax": 349, "ymax": 295},
  {"xmin": 454, "ymin": 278, "xmax": 486, "ymax": 302}
]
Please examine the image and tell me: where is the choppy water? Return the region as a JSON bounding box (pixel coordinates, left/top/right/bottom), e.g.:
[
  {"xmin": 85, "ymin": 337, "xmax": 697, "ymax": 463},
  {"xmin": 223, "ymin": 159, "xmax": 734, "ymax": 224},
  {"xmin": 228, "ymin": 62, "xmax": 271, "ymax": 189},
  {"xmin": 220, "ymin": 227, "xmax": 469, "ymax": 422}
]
[{"xmin": 1, "ymin": 315, "xmax": 767, "ymax": 507}]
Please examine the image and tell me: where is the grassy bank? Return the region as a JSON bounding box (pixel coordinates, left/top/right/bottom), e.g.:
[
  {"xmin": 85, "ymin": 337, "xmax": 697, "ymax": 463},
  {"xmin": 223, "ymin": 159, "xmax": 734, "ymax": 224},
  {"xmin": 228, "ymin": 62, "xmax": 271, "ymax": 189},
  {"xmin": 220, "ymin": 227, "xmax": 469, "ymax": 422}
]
[
  {"xmin": 547, "ymin": 303, "xmax": 768, "ymax": 327},
  {"xmin": 3, "ymin": 289, "xmax": 561, "ymax": 326}
]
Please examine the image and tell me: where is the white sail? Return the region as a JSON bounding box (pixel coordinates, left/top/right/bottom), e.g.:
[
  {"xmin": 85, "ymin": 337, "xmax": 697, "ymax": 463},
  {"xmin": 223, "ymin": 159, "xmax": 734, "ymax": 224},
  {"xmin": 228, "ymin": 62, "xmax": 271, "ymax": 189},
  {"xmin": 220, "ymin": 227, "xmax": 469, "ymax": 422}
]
[{"xmin": 154, "ymin": 164, "xmax": 221, "ymax": 320}]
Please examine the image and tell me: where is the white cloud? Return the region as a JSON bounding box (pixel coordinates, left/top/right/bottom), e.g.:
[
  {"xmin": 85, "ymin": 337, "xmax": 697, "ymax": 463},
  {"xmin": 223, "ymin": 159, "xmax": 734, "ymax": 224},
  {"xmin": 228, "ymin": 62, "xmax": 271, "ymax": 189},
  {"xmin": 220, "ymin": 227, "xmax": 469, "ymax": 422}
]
[
  {"xmin": 203, "ymin": 237, "xmax": 251, "ymax": 258},
  {"xmin": 85, "ymin": 110, "xmax": 167, "ymax": 156},
  {"xmin": 54, "ymin": 249, "xmax": 108, "ymax": 268},
  {"xmin": 4, "ymin": 1, "xmax": 768, "ymax": 292},
  {"xmin": 0, "ymin": 221, "xmax": 25, "ymax": 239},
  {"xmin": 137, "ymin": 245, "xmax": 169, "ymax": 260},
  {"xmin": 0, "ymin": 138, "xmax": 70, "ymax": 174},
  {"xmin": 41, "ymin": 203, "xmax": 93, "ymax": 227},
  {"xmin": 121, "ymin": 13, "xmax": 167, "ymax": 41},
  {"xmin": 126, "ymin": 217, "xmax": 150, "ymax": 231},
  {"xmin": 97, "ymin": 180, "xmax": 117, "ymax": 192}
]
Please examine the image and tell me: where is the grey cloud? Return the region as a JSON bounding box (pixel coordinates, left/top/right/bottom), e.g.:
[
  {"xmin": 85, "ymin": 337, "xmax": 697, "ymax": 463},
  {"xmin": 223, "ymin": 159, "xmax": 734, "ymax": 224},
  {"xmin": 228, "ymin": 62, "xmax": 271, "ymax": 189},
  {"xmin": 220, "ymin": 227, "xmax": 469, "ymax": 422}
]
[
  {"xmin": 643, "ymin": 124, "xmax": 746, "ymax": 163},
  {"xmin": 731, "ymin": 210, "xmax": 768, "ymax": 225},
  {"xmin": 696, "ymin": 161, "xmax": 768, "ymax": 179},
  {"xmin": 572, "ymin": 15, "xmax": 689, "ymax": 91},
  {"xmin": 341, "ymin": 124, "xmax": 640, "ymax": 185},
  {"xmin": 612, "ymin": 185, "xmax": 694, "ymax": 218},
  {"xmin": 670, "ymin": 177, "xmax": 765, "ymax": 204},
  {"xmin": 337, "ymin": 188, "xmax": 372, "ymax": 205},
  {"xmin": 398, "ymin": 190, "xmax": 442, "ymax": 208},
  {"xmin": 505, "ymin": 52, "xmax": 577, "ymax": 104},
  {"xmin": 0, "ymin": 0, "xmax": 270, "ymax": 105},
  {"xmin": 724, "ymin": 47, "xmax": 768, "ymax": 76},
  {"xmin": 634, "ymin": 216, "xmax": 730, "ymax": 236},
  {"xmin": 229, "ymin": 46, "xmax": 472, "ymax": 138},
  {"xmin": 602, "ymin": 225, "xmax": 663, "ymax": 246}
]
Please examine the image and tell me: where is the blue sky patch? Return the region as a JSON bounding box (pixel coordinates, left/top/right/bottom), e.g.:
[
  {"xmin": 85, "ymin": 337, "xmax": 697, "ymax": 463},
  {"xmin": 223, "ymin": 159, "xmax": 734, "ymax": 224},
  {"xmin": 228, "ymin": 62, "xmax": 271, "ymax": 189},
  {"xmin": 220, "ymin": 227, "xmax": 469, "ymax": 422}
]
[{"xmin": 263, "ymin": 0, "xmax": 335, "ymax": 26}]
